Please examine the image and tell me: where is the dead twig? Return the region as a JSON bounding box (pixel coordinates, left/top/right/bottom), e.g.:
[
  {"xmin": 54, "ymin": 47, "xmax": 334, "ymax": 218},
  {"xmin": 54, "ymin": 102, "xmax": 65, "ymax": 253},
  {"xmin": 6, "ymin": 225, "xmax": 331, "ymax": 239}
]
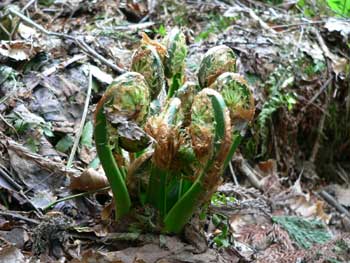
[
  {"xmin": 0, "ymin": 163, "xmax": 22, "ymax": 191},
  {"xmin": 236, "ymin": 159, "xmax": 262, "ymax": 190},
  {"xmin": 42, "ymin": 54, "xmax": 87, "ymax": 77},
  {"xmin": 0, "ymin": 210, "xmax": 39, "ymax": 225},
  {"xmin": 236, "ymin": 1, "xmax": 276, "ymax": 34},
  {"xmin": 43, "ymin": 186, "xmax": 110, "ymax": 211},
  {"xmin": 66, "ymin": 65, "xmax": 92, "ymax": 168},
  {"xmin": 308, "ymin": 28, "xmax": 334, "ymax": 163},
  {"xmin": 309, "ymin": 94, "xmax": 328, "ymax": 163},
  {"xmin": 7, "ymin": 7, "xmax": 126, "ymax": 74},
  {"xmin": 229, "ymin": 162, "xmax": 239, "ymax": 186},
  {"xmin": 271, "ymin": 20, "xmax": 326, "ymax": 29},
  {"xmin": 22, "ymin": 0, "xmax": 36, "ymax": 12},
  {"xmin": 0, "ymin": 113, "xmax": 19, "ymax": 139},
  {"xmin": 301, "ymin": 77, "xmax": 333, "ymax": 112},
  {"xmin": 319, "ymin": 190, "xmax": 350, "ymax": 219}
]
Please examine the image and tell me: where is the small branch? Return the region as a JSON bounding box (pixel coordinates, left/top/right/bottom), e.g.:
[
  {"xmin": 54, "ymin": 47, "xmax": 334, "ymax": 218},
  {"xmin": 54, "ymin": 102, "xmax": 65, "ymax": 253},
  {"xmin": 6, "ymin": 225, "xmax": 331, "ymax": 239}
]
[
  {"xmin": 0, "ymin": 163, "xmax": 22, "ymax": 191},
  {"xmin": 228, "ymin": 162, "xmax": 239, "ymax": 186},
  {"xmin": 312, "ymin": 28, "xmax": 340, "ymax": 63},
  {"xmin": 22, "ymin": 0, "xmax": 36, "ymax": 12},
  {"xmin": 301, "ymin": 77, "xmax": 333, "ymax": 112},
  {"xmin": 236, "ymin": 159, "xmax": 262, "ymax": 190},
  {"xmin": 247, "ymin": 8, "xmax": 276, "ymax": 34},
  {"xmin": 0, "ymin": 113, "xmax": 19, "ymax": 139},
  {"xmin": 66, "ymin": 65, "xmax": 92, "ymax": 168},
  {"xmin": 7, "ymin": 7, "xmax": 126, "ymax": 74},
  {"xmin": 309, "ymin": 106, "xmax": 327, "ymax": 163},
  {"xmin": 271, "ymin": 20, "xmax": 326, "ymax": 29},
  {"xmin": 235, "ymin": 2, "xmax": 276, "ymax": 35},
  {"xmin": 319, "ymin": 190, "xmax": 350, "ymax": 219},
  {"xmin": 42, "ymin": 54, "xmax": 87, "ymax": 77},
  {"xmin": 0, "ymin": 210, "xmax": 39, "ymax": 225},
  {"xmin": 43, "ymin": 186, "xmax": 110, "ymax": 211}
]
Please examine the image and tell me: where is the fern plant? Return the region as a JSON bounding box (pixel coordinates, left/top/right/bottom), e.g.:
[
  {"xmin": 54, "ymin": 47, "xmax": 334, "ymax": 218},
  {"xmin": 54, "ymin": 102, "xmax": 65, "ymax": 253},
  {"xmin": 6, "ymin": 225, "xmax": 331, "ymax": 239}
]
[{"xmin": 94, "ymin": 28, "xmax": 255, "ymax": 233}]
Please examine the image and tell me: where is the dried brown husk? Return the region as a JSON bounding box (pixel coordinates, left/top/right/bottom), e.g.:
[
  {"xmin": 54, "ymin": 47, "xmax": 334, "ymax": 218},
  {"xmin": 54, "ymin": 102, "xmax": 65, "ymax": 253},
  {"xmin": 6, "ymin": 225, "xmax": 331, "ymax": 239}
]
[
  {"xmin": 189, "ymin": 92, "xmax": 216, "ymax": 163},
  {"xmin": 144, "ymin": 116, "xmax": 184, "ymax": 170},
  {"xmin": 141, "ymin": 32, "xmax": 167, "ymax": 61}
]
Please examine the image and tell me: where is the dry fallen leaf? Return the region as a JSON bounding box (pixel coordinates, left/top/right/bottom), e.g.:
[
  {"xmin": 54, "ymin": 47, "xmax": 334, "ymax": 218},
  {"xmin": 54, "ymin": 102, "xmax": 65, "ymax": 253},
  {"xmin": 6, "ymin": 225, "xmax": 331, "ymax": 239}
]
[
  {"xmin": 324, "ymin": 18, "xmax": 350, "ymax": 40},
  {"xmin": 69, "ymin": 167, "xmax": 108, "ymax": 191},
  {"xmin": 256, "ymin": 159, "xmax": 277, "ymax": 177},
  {"xmin": 0, "ymin": 244, "xmax": 26, "ymax": 263},
  {"xmin": 0, "ymin": 41, "xmax": 40, "ymax": 61},
  {"xmin": 274, "ymin": 179, "xmax": 331, "ymax": 224}
]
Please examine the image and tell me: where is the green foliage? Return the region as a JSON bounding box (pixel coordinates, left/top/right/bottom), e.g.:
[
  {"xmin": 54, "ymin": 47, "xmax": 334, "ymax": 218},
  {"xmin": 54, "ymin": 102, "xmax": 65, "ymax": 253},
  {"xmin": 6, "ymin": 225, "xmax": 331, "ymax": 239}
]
[
  {"xmin": 25, "ymin": 137, "xmax": 40, "ymax": 153},
  {"xmin": 327, "ymin": 0, "xmax": 350, "ymax": 16},
  {"xmin": 7, "ymin": 110, "xmax": 54, "ymax": 138},
  {"xmin": 258, "ymin": 64, "xmax": 297, "ymax": 156},
  {"xmin": 196, "ymin": 13, "xmax": 235, "ymax": 42},
  {"xmin": 55, "ymin": 134, "xmax": 74, "ymax": 153},
  {"xmin": 154, "ymin": 24, "xmax": 167, "ymax": 37},
  {"xmin": 295, "ymin": 54, "xmax": 326, "ymax": 78},
  {"xmin": 261, "ymin": 0, "xmax": 283, "ymax": 4},
  {"xmin": 272, "ymin": 216, "xmax": 332, "ymax": 249},
  {"xmin": 80, "ymin": 121, "xmax": 94, "ymax": 148},
  {"xmin": 297, "ymin": 0, "xmax": 342, "ymax": 17},
  {"xmin": 211, "ymin": 192, "xmax": 235, "ymax": 206},
  {"xmin": 94, "ymin": 29, "xmax": 254, "ymax": 233},
  {"xmin": 211, "ymin": 213, "xmax": 231, "ymax": 248}
]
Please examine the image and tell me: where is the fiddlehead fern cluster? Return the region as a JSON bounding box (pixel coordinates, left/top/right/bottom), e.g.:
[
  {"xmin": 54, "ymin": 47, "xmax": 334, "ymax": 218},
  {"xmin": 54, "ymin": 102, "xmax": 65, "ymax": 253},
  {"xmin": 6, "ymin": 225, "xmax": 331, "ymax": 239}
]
[{"xmin": 94, "ymin": 28, "xmax": 255, "ymax": 233}]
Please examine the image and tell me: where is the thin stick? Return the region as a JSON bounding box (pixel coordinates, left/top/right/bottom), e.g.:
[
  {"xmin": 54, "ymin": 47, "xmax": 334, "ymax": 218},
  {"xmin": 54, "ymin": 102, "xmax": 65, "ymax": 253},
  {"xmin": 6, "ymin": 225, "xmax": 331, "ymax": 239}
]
[
  {"xmin": 0, "ymin": 211, "xmax": 39, "ymax": 225},
  {"xmin": 0, "ymin": 113, "xmax": 19, "ymax": 138},
  {"xmin": 7, "ymin": 7, "xmax": 125, "ymax": 74},
  {"xmin": 271, "ymin": 20, "xmax": 327, "ymax": 29},
  {"xmin": 301, "ymin": 77, "xmax": 333, "ymax": 112},
  {"xmin": 309, "ymin": 100, "xmax": 328, "ymax": 163},
  {"xmin": 43, "ymin": 186, "xmax": 110, "ymax": 211},
  {"xmin": 42, "ymin": 54, "xmax": 87, "ymax": 77},
  {"xmin": 22, "ymin": 0, "xmax": 36, "ymax": 12},
  {"xmin": 66, "ymin": 65, "xmax": 92, "ymax": 168},
  {"xmin": 319, "ymin": 190, "xmax": 350, "ymax": 219},
  {"xmin": 237, "ymin": 159, "xmax": 262, "ymax": 190},
  {"xmin": 0, "ymin": 163, "xmax": 22, "ymax": 191},
  {"xmin": 228, "ymin": 162, "xmax": 239, "ymax": 186}
]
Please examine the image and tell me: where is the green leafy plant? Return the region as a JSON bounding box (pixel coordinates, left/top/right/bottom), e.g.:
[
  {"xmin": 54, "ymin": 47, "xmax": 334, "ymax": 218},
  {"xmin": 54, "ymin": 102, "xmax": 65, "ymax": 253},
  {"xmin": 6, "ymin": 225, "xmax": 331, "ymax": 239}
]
[
  {"xmin": 327, "ymin": 0, "xmax": 350, "ymax": 17},
  {"xmin": 211, "ymin": 213, "xmax": 231, "ymax": 248},
  {"xmin": 258, "ymin": 64, "xmax": 297, "ymax": 156},
  {"xmin": 154, "ymin": 24, "xmax": 167, "ymax": 37},
  {"xmin": 195, "ymin": 13, "xmax": 235, "ymax": 42},
  {"xmin": 94, "ymin": 28, "xmax": 255, "ymax": 233},
  {"xmin": 272, "ymin": 216, "xmax": 332, "ymax": 249}
]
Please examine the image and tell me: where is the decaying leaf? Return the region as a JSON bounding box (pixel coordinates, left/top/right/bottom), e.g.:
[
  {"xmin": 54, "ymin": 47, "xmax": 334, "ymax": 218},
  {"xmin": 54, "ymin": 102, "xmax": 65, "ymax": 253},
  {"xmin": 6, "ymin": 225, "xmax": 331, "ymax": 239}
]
[
  {"xmin": 69, "ymin": 167, "xmax": 108, "ymax": 191},
  {"xmin": 0, "ymin": 244, "xmax": 26, "ymax": 263},
  {"xmin": 0, "ymin": 41, "xmax": 41, "ymax": 61},
  {"xmin": 272, "ymin": 178, "xmax": 331, "ymax": 224},
  {"xmin": 70, "ymin": 236, "xmax": 224, "ymax": 263},
  {"xmin": 324, "ymin": 18, "xmax": 350, "ymax": 40}
]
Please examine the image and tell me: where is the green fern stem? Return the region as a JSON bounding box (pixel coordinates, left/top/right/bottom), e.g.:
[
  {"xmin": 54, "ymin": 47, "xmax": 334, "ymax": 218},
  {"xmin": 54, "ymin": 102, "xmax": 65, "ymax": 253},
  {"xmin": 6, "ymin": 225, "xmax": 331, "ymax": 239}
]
[
  {"xmin": 94, "ymin": 103, "xmax": 131, "ymax": 220},
  {"xmin": 163, "ymin": 90, "xmax": 228, "ymax": 233}
]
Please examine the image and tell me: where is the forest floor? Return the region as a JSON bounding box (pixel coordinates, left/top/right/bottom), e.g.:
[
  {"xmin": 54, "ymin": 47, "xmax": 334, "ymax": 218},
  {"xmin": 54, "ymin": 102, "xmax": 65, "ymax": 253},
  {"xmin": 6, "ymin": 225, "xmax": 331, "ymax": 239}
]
[{"xmin": 0, "ymin": 1, "xmax": 350, "ymax": 262}]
